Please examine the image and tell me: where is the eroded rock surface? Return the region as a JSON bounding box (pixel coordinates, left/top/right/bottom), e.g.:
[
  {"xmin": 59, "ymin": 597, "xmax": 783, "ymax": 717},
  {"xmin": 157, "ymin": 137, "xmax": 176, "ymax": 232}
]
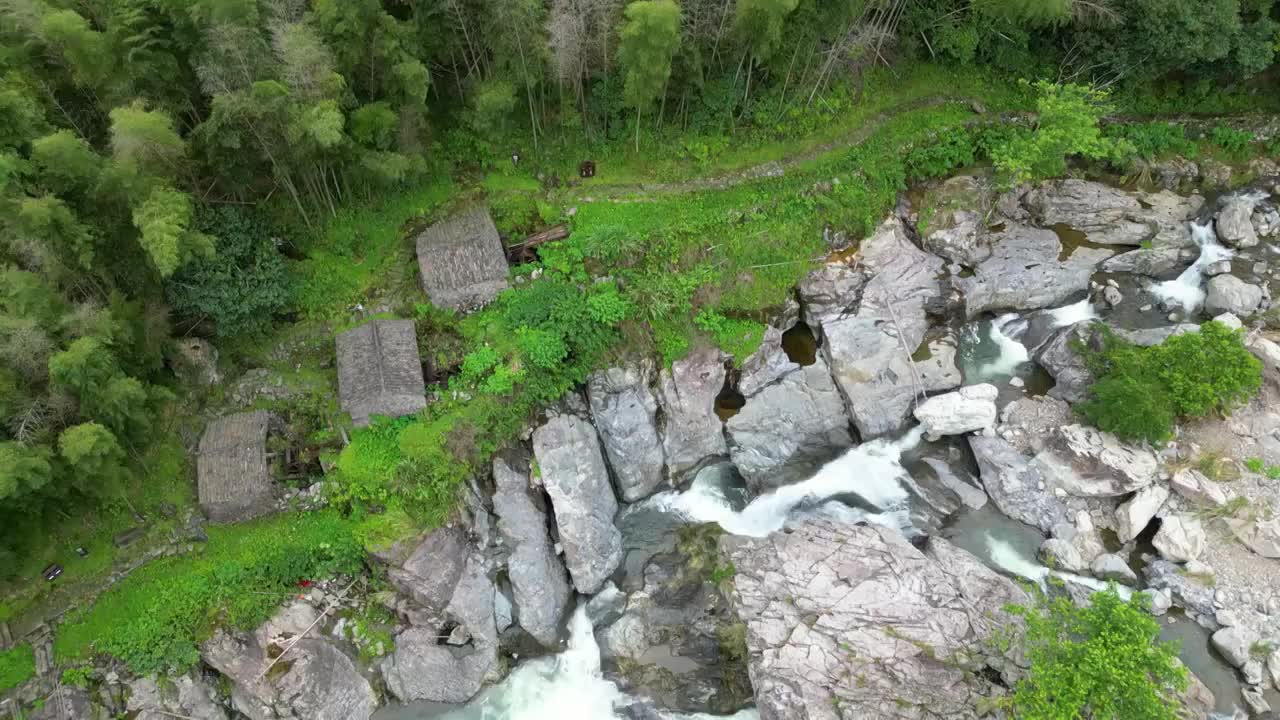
[
  {"xmin": 657, "ymin": 348, "xmax": 729, "ymax": 479},
  {"xmin": 588, "ymin": 361, "xmax": 667, "ymax": 501}
]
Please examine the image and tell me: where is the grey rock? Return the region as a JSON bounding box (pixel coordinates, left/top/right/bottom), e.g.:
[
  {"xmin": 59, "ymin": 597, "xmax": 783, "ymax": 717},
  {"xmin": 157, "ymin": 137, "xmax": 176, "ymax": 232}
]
[
  {"xmin": 821, "ymin": 218, "xmax": 951, "ymax": 438},
  {"xmin": 127, "ymin": 674, "xmax": 228, "ymax": 720},
  {"xmin": 1170, "ymin": 468, "xmax": 1231, "ymax": 507},
  {"xmin": 726, "ymin": 354, "xmax": 853, "ymax": 492},
  {"xmin": 1212, "ymin": 625, "xmax": 1259, "ymax": 669},
  {"xmin": 1153, "ymin": 514, "xmax": 1207, "ymax": 563},
  {"xmin": 492, "ymin": 448, "xmax": 571, "ymax": 647},
  {"xmin": 722, "ymin": 519, "xmax": 1028, "ymax": 720},
  {"xmin": 1266, "ymin": 647, "xmax": 1280, "ymax": 689},
  {"xmin": 383, "ymin": 627, "xmax": 495, "ymax": 704},
  {"xmin": 172, "ymin": 338, "xmax": 222, "ymax": 388},
  {"xmin": 999, "ymin": 396, "xmax": 1074, "ymax": 454},
  {"xmin": 969, "ymin": 435, "xmax": 1068, "ymax": 533},
  {"xmin": 1146, "ymin": 157, "xmax": 1200, "ymax": 190},
  {"xmin": 924, "ymin": 209, "xmax": 991, "ymax": 265},
  {"xmin": 1145, "ymin": 559, "xmax": 1217, "ymax": 619},
  {"xmin": 387, "ymin": 525, "xmax": 468, "ymax": 613},
  {"xmin": 1113, "ymin": 323, "xmax": 1200, "ymax": 347},
  {"xmin": 1102, "ymin": 286, "xmax": 1123, "ymax": 307},
  {"xmin": 275, "ymin": 639, "xmax": 378, "ymax": 720},
  {"xmin": 1035, "ymin": 424, "xmax": 1158, "ymax": 497},
  {"xmin": 1035, "ymin": 323, "xmax": 1096, "ymax": 404},
  {"xmin": 1024, "ymin": 180, "xmax": 1201, "ymax": 246},
  {"xmin": 1139, "ymin": 588, "xmax": 1173, "ymax": 616},
  {"xmin": 1091, "ymin": 553, "xmax": 1138, "ymax": 585},
  {"xmin": 958, "ymin": 222, "xmax": 1110, "ymax": 317},
  {"xmin": 656, "ymin": 348, "xmax": 729, "ymax": 479},
  {"xmin": 1115, "ymin": 484, "xmax": 1170, "ymax": 543},
  {"xmin": 587, "ymin": 362, "xmax": 666, "ymax": 501},
  {"xmin": 1205, "ymin": 259, "xmax": 1234, "ymax": 277},
  {"xmin": 532, "ymin": 413, "xmax": 622, "ymax": 594},
  {"xmin": 1040, "ymin": 537, "xmax": 1087, "ymax": 573},
  {"xmin": 798, "ymin": 261, "xmax": 866, "ymax": 328},
  {"xmin": 1245, "ymin": 687, "xmax": 1272, "ymax": 715},
  {"xmin": 1205, "ymin": 275, "xmax": 1264, "ymax": 316},
  {"xmin": 1101, "ymin": 246, "xmax": 1187, "ymax": 276},
  {"xmin": 1254, "ymin": 206, "xmax": 1280, "ymax": 238},
  {"xmin": 1228, "ymin": 516, "xmax": 1280, "ymax": 559},
  {"xmin": 1218, "ymin": 196, "xmax": 1261, "ymax": 248},
  {"xmin": 913, "ymin": 384, "xmax": 998, "ymax": 439}
]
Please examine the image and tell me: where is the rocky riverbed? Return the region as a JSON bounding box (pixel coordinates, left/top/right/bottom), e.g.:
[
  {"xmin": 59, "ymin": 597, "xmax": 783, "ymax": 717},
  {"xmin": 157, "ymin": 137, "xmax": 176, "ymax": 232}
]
[{"xmin": 19, "ymin": 166, "xmax": 1280, "ymax": 720}]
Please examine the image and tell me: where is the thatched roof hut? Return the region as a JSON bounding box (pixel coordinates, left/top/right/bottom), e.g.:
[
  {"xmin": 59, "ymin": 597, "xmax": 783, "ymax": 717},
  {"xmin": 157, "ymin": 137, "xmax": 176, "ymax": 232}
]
[
  {"xmin": 416, "ymin": 206, "xmax": 509, "ymax": 311},
  {"xmin": 336, "ymin": 318, "xmax": 427, "ymax": 427},
  {"xmin": 198, "ymin": 410, "xmax": 277, "ymax": 522}
]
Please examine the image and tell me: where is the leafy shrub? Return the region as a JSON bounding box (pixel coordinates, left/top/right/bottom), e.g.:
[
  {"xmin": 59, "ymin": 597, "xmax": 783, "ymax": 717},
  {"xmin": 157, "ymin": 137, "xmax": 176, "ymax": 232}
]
[
  {"xmin": 53, "ymin": 511, "xmax": 362, "ymax": 674},
  {"xmin": 1079, "ymin": 322, "xmax": 1262, "ymax": 444},
  {"xmin": 694, "ymin": 309, "xmax": 765, "ymax": 364},
  {"xmin": 1106, "ymin": 122, "xmax": 1197, "ymax": 163},
  {"xmin": 990, "ymin": 81, "xmax": 1115, "ymax": 187},
  {"xmin": 0, "ymin": 643, "xmax": 35, "ymax": 692},
  {"xmin": 1209, "ymin": 125, "xmax": 1253, "ymax": 159},
  {"xmin": 1006, "ymin": 587, "xmax": 1187, "ymax": 720},
  {"xmin": 905, "ymin": 127, "xmax": 978, "ymax": 180},
  {"xmin": 166, "ymin": 206, "xmax": 290, "ymax": 337}
]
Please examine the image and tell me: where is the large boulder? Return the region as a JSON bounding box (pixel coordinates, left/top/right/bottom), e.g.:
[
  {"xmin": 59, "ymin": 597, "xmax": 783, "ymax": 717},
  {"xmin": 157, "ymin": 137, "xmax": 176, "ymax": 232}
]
[
  {"xmin": 382, "ymin": 551, "xmax": 499, "ymax": 704},
  {"xmin": 726, "ymin": 333, "xmax": 853, "ymax": 491},
  {"xmin": 1034, "ymin": 323, "xmax": 1097, "ymax": 404},
  {"xmin": 387, "ymin": 525, "xmax": 468, "ymax": 613},
  {"xmin": 957, "ymin": 222, "xmax": 1110, "ymax": 317},
  {"xmin": 799, "ymin": 261, "xmax": 866, "ymax": 328},
  {"xmin": 722, "ymin": 519, "xmax": 1027, "ymax": 719},
  {"xmin": 1023, "ymin": 180, "xmax": 1201, "ymax": 246},
  {"xmin": 924, "ymin": 210, "xmax": 990, "ymax": 266},
  {"xmin": 657, "ymin": 348, "xmax": 729, "ymax": 479},
  {"xmin": 969, "ymin": 435, "xmax": 1069, "ymax": 533},
  {"xmin": 1228, "ymin": 515, "xmax": 1280, "ymax": 558},
  {"xmin": 821, "ymin": 218, "xmax": 956, "ymax": 438},
  {"xmin": 1153, "ymin": 514, "xmax": 1206, "ymax": 562},
  {"xmin": 532, "ymin": 412, "xmax": 621, "ymax": 594},
  {"xmin": 1114, "ymin": 484, "xmax": 1169, "ymax": 543},
  {"xmin": 1212, "ymin": 625, "xmax": 1259, "ymax": 669},
  {"xmin": 1034, "ymin": 424, "xmax": 1159, "ymax": 497},
  {"xmin": 1218, "ymin": 196, "xmax": 1261, "ymax": 248},
  {"xmin": 912, "ymin": 384, "xmax": 998, "ymax": 438},
  {"xmin": 491, "ymin": 449, "xmax": 571, "ymax": 646},
  {"xmin": 587, "ymin": 361, "xmax": 666, "ymax": 501},
  {"xmin": 1170, "ymin": 468, "xmax": 1231, "ymax": 507},
  {"xmin": 1101, "ymin": 246, "xmax": 1188, "ymax": 277},
  {"xmin": 1205, "ymin": 275, "xmax": 1264, "ymax": 317},
  {"xmin": 201, "ymin": 601, "xmax": 377, "ymax": 720},
  {"xmin": 127, "ymin": 674, "xmax": 228, "ymax": 720}
]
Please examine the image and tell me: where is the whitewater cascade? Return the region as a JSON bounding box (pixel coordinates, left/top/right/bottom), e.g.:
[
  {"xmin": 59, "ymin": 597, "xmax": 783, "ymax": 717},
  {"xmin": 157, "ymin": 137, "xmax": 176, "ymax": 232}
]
[
  {"xmin": 652, "ymin": 427, "xmax": 925, "ymax": 537},
  {"xmin": 1151, "ymin": 220, "xmax": 1232, "ymax": 313}
]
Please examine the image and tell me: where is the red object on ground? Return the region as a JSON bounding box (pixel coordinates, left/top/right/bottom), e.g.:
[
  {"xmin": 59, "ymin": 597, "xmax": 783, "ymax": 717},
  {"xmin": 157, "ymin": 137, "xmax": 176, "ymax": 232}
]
[{"xmin": 297, "ymin": 579, "xmax": 313, "ymax": 588}]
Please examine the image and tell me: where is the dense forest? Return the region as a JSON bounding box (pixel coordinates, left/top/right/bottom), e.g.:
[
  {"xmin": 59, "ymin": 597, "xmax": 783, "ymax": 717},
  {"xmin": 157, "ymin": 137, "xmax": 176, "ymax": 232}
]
[{"xmin": 0, "ymin": 0, "xmax": 1277, "ymax": 594}]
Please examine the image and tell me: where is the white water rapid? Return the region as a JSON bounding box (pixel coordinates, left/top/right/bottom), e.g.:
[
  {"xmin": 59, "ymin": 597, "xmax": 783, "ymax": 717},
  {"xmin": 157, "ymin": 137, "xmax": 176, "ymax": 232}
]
[
  {"xmin": 1151, "ymin": 220, "xmax": 1232, "ymax": 313},
  {"xmin": 423, "ymin": 606, "xmax": 759, "ymax": 720},
  {"xmin": 983, "ymin": 535, "xmax": 1132, "ymax": 599},
  {"xmin": 1045, "ymin": 298, "xmax": 1098, "ymax": 329},
  {"xmin": 651, "ymin": 427, "xmax": 925, "ymax": 537},
  {"xmin": 977, "ymin": 314, "xmax": 1031, "ymax": 380}
]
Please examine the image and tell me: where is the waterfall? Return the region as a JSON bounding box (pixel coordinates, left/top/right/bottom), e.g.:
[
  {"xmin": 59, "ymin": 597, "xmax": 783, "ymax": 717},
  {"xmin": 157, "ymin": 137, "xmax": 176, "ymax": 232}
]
[
  {"xmin": 1045, "ymin": 298, "xmax": 1098, "ymax": 329},
  {"xmin": 1150, "ymin": 220, "xmax": 1232, "ymax": 313},
  {"xmin": 652, "ymin": 427, "xmax": 925, "ymax": 538}
]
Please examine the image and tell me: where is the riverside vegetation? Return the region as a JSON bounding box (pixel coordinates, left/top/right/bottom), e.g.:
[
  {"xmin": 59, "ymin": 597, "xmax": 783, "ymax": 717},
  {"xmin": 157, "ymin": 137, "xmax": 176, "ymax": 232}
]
[{"xmin": 0, "ymin": 0, "xmax": 1278, "ymax": 712}]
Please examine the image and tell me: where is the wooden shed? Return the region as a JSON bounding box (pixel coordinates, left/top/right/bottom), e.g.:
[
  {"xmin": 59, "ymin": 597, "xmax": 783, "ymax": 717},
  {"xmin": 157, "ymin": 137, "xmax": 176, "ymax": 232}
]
[
  {"xmin": 197, "ymin": 410, "xmax": 278, "ymax": 522},
  {"xmin": 416, "ymin": 206, "xmax": 510, "ymax": 311},
  {"xmin": 336, "ymin": 318, "xmax": 427, "ymax": 427}
]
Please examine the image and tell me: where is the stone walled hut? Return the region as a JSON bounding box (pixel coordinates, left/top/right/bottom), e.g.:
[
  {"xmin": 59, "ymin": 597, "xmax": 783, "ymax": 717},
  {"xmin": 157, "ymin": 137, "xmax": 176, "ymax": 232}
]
[
  {"xmin": 416, "ymin": 206, "xmax": 509, "ymax": 311},
  {"xmin": 336, "ymin": 318, "xmax": 427, "ymax": 427},
  {"xmin": 198, "ymin": 410, "xmax": 278, "ymax": 522}
]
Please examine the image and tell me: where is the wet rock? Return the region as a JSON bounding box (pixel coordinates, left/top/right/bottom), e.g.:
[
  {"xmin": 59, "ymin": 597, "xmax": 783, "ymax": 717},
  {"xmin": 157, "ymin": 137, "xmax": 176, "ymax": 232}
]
[
  {"xmin": 1245, "ymin": 687, "xmax": 1272, "ymax": 715},
  {"xmin": 1153, "ymin": 514, "xmax": 1206, "ymax": 563},
  {"xmin": 1205, "ymin": 259, "xmax": 1234, "ymax": 277},
  {"xmin": 656, "ymin": 348, "xmax": 729, "ymax": 479},
  {"xmin": 722, "ymin": 519, "xmax": 1028, "ymax": 720},
  {"xmin": 821, "ymin": 218, "xmax": 952, "ymax": 438},
  {"xmin": 1227, "ymin": 516, "xmax": 1280, "ymax": 559},
  {"xmin": 1035, "ymin": 424, "xmax": 1159, "ymax": 497},
  {"xmin": 1091, "ymin": 553, "xmax": 1138, "ymax": 585},
  {"xmin": 798, "ymin": 261, "xmax": 865, "ymax": 328},
  {"xmin": 726, "ymin": 351, "xmax": 853, "ymax": 492},
  {"xmin": 1034, "ymin": 323, "xmax": 1096, "ymax": 404},
  {"xmin": 1145, "ymin": 558, "xmax": 1217, "ymax": 619},
  {"xmin": 587, "ymin": 362, "xmax": 666, "ymax": 502},
  {"xmin": 491, "ymin": 449, "xmax": 571, "ymax": 647},
  {"xmin": 127, "ymin": 674, "xmax": 228, "ymax": 720},
  {"xmin": 1139, "ymin": 588, "xmax": 1172, "ymax": 616},
  {"xmin": 1102, "ymin": 286, "xmax": 1123, "ymax": 307},
  {"xmin": 1218, "ymin": 196, "xmax": 1261, "ymax": 248},
  {"xmin": 1212, "ymin": 625, "xmax": 1259, "ymax": 669},
  {"xmin": 969, "ymin": 435, "xmax": 1068, "ymax": 533},
  {"xmin": 1040, "ymin": 537, "xmax": 1086, "ymax": 573},
  {"xmin": 533, "ymin": 413, "xmax": 622, "ymax": 594},
  {"xmin": 958, "ymin": 222, "xmax": 1110, "ymax": 317},
  {"xmin": 1205, "ymin": 275, "xmax": 1265, "ymax": 316},
  {"xmin": 1101, "ymin": 246, "xmax": 1187, "ymax": 276},
  {"xmin": 912, "ymin": 383, "xmax": 998, "ymax": 439},
  {"xmin": 1023, "ymin": 180, "xmax": 1200, "ymax": 246},
  {"xmin": 1213, "ymin": 312, "xmax": 1244, "ymax": 331},
  {"xmin": 1170, "ymin": 468, "xmax": 1231, "ymax": 507},
  {"xmin": 1115, "ymin": 484, "xmax": 1169, "ymax": 543}
]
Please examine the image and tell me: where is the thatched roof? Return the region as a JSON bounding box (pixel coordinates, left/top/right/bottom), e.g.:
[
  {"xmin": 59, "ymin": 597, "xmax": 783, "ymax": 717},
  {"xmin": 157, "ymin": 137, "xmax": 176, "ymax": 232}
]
[
  {"xmin": 198, "ymin": 410, "xmax": 277, "ymax": 522},
  {"xmin": 336, "ymin": 318, "xmax": 427, "ymax": 427},
  {"xmin": 416, "ymin": 206, "xmax": 509, "ymax": 311}
]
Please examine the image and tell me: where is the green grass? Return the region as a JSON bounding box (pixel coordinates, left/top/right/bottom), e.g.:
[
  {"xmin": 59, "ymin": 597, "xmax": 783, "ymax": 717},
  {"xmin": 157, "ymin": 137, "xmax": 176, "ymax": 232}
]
[
  {"xmin": 53, "ymin": 510, "xmax": 364, "ymax": 675},
  {"xmin": 0, "ymin": 643, "xmax": 35, "ymax": 693}
]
